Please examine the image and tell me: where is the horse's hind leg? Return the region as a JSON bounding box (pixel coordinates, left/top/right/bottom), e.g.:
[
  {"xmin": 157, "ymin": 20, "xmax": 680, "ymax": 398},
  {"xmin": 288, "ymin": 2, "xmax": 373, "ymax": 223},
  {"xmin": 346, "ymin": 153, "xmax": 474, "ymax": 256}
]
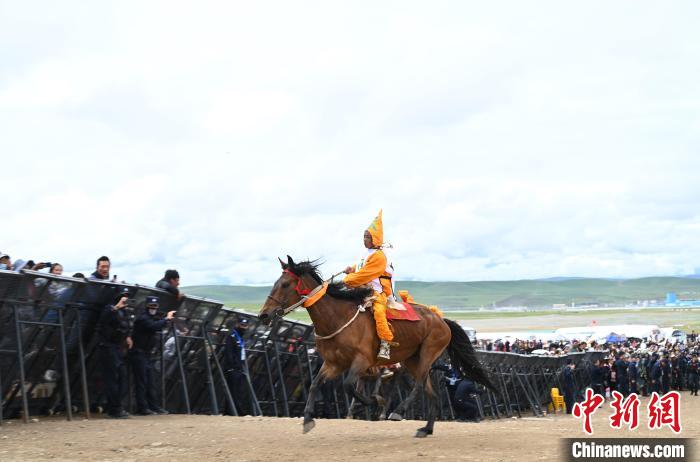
[
  {"xmin": 371, "ymin": 375, "xmax": 387, "ymax": 419},
  {"xmin": 388, "ymin": 357, "xmax": 422, "ymax": 421},
  {"xmin": 415, "ymin": 374, "xmax": 438, "ymax": 438},
  {"xmin": 413, "ymin": 339, "xmax": 449, "ymax": 437},
  {"xmin": 392, "ymin": 329, "xmax": 449, "ymax": 437},
  {"xmin": 346, "ymin": 379, "xmax": 364, "ymax": 419},
  {"xmin": 343, "ymin": 358, "xmax": 376, "ymax": 408}
]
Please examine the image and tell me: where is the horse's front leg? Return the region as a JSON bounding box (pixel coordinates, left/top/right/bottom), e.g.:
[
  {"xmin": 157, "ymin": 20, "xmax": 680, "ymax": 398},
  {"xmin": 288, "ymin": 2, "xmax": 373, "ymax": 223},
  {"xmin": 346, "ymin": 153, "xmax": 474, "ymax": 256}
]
[{"xmin": 303, "ymin": 363, "xmax": 328, "ymax": 433}]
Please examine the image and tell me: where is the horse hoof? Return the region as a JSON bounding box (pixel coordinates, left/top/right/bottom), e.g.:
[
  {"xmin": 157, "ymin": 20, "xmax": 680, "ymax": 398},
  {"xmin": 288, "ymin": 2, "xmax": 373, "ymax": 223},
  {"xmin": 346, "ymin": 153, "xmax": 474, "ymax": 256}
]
[
  {"xmin": 303, "ymin": 420, "xmax": 316, "ymax": 434},
  {"xmin": 388, "ymin": 412, "xmax": 403, "ymax": 421},
  {"xmin": 415, "ymin": 428, "xmax": 433, "ymax": 438}
]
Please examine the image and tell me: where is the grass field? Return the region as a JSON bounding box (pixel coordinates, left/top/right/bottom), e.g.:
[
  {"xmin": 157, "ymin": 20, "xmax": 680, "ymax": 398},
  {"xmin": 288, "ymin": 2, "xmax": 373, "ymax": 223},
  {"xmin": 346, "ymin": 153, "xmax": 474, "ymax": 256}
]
[
  {"xmin": 183, "ymin": 277, "xmax": 700, "ymax": 333},
  {"xmin": 270, "ymin": 307, "xmax": 700, "ymax": 333},
  {"xmin": 185, "ymin": 276, "xmax": 700, "ymax": 309}
]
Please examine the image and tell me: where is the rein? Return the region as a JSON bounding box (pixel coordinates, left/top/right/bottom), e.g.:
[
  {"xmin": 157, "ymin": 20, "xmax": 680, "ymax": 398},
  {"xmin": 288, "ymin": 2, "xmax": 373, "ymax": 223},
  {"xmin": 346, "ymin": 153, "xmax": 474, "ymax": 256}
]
[{"xmin": 314, "ymin": 299, "xmax": 372, "ymax": 340}]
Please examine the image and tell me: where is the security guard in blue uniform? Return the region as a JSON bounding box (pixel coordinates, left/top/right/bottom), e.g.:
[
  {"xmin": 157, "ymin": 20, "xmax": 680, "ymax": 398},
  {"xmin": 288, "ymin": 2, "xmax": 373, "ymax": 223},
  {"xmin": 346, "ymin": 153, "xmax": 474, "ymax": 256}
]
[
  {"xmin": 97, "ymin": 287, "xmax": 133, "ymax": 418},
  {"xmin": 129, "ymin": 296, "xmax": 175, "ymax": 415}
]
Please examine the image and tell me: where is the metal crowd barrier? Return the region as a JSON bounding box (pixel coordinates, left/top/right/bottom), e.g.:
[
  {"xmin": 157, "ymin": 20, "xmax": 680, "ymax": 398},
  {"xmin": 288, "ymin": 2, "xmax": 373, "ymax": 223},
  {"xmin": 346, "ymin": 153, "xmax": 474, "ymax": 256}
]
[{"xmin": 0, "ymin": 270, "xmax": 600, "ymax": 424}]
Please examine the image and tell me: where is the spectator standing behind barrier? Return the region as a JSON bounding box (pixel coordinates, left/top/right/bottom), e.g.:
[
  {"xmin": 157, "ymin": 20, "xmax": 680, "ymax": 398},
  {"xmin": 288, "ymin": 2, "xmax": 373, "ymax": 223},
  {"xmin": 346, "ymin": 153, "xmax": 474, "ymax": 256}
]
[
  {"xmin": 614, "ymin": 354, "xmax": 629, "ymax": 396},
  {"xmin": 589, "ymin": 360, "xmax": 605, "ymax": 397},
  {"xmin": 638, "ymin": 355, "xmax": 649, "ymax": 396},
  {"xmin": 650, "ymin": 358, "xmax": 662, "ymax": 393},
  {"xmin": 223, "ymin": 317, "xmax": 251, "ymax": 416},
  {"xmin": 0, "ymin": 253, "xmax": 11, "ymax": 270},
  {"xmin": 97, "ymin": 287, "xmax": 133, "ymax": 418},
  {"xmin": 91, "ymin": 256, "xmax": 111, "ymax": 281},
  {"xmin": 48, "ymin": 257, "xmax": 112, "ymax": 384},
  {"xmin": 129, "ymin": 296, "xmax": 175, "ymax": 415},
  {"xmin": 661, "ymin": 357, "xmax": 672, "ymax": 394},
  {"xmin": 562, "ymin": 360, "xmax": 576, "ymax": 414},
  {"xmin": 688, "ymin": 356, "xmax": 699, "ymax": 396},
  {"xmin": 156, "ymin": 269, "xmax": 183, "ymax": 299},
  {"xmin": 628, "ymin": 355, "xmax": 639, "ymax": 394}
]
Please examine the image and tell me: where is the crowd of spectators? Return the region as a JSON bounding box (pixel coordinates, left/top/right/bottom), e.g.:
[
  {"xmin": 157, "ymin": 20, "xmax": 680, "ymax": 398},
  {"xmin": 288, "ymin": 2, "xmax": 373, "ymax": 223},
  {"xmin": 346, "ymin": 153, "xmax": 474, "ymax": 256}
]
[
  {"xmin": 1, "ymin": 251, "xmax": 189, "ymax": 419},
  {"xmin": 478, "ymin": 333, "xmax": 700, "ymax": 413}
]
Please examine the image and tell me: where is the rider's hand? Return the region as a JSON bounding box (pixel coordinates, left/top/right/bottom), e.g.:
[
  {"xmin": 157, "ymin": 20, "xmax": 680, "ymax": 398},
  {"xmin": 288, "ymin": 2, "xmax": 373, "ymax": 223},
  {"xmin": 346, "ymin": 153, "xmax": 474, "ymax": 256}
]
[
  {"xmin": 126, "ymin": 337, "xmax": 133, "ymax": 349},
  {"xmin": 344, "ymin": 266, "xmax": 354, "ymax": 274},
  {"xmin": 115, "ymin": 296, "xmax": 128, "ymax": 310}
]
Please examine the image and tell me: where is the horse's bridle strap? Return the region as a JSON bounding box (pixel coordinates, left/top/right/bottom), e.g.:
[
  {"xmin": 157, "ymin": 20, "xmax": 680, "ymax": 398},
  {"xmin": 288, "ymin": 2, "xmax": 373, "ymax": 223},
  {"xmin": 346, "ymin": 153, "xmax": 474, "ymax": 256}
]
[{"xmin": 277, "ymin": 269, "xmax": 344, "ymax": 316}]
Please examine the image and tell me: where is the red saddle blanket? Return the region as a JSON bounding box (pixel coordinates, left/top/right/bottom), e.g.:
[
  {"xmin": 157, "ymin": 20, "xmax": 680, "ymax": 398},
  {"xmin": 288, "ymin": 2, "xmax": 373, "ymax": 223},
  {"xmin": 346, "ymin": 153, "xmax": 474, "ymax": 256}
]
[{"xmin": 386, "ymin": 302, "xmax": 421, "ymax": 322}]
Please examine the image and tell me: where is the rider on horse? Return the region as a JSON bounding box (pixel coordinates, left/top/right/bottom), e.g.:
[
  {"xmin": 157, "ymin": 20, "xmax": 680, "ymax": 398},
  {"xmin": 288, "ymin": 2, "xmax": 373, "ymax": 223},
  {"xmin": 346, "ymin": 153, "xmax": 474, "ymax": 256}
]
[{"xmin": 343, "ymin": 210, "xmax": 396, "ymax": 360}]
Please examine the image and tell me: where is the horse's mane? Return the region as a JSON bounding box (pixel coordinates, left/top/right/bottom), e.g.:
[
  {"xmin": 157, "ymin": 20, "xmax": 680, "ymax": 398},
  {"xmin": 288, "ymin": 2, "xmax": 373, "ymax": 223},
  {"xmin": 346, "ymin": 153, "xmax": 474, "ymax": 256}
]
[{"xmin": 286, "ymin": 259, "xmax": 374, "ymax": 303}]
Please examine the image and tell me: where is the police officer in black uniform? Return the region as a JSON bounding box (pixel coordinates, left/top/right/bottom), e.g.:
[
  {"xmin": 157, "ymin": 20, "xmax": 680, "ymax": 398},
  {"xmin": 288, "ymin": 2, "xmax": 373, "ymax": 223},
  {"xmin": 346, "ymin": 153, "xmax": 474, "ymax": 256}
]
[
  {"xmin": 97, "ymin": 287, "xmax": 133, "ymax": 418},
  {"xmin": 687, "ymin": 355, "xmax": 699, "ymax": 396},
  {"xmin": 589, "ymin": 359, "xmax": 605, "ymax": 396},
  {"xmin": 650, "ymin": 358, "xmax": 662, "ymax": 393},
  {"xmin": 223, "ymin": 317, "xmax": 251, "ymax": 415},
  {"xmin": 614, "ymin": 354, "xmax": 629, "ymax": 396},
  {"xmin": 661, "ymin": 357, "xmax": 672, "ymax": 394},
  {"xmin": 628, "ymin": 356, "xmax": 639, "ymax": 395},
  {"xmin": 129, "ymin": 296, "xmax": 175, "ymax": 415},
  {"xmin": 453, "ymin": 378, "xmax": 481, "ymax": 422},
  {"xmin": 562, "ymin": 360, "xmax": 576, "ymax": 414}
]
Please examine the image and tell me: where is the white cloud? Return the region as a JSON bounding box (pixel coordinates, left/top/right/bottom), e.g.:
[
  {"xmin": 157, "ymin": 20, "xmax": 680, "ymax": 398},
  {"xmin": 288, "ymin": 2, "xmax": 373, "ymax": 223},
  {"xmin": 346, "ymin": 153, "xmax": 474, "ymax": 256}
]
[{"xmin": 1, "ymin": 1, "xmax": 700, "ymax": 285}]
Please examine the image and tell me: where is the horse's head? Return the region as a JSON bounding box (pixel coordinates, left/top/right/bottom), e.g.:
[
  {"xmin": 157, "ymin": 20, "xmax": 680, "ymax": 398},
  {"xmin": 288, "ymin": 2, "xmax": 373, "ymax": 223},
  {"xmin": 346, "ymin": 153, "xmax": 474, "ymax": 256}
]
[{"xmin": 258, "ymin": 255, "xmax": 321, "ymax": 325}]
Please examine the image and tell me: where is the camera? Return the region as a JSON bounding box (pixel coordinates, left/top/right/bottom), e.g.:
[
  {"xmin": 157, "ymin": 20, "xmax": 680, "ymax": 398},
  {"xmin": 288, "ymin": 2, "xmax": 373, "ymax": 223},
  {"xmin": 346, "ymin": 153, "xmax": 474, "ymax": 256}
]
[{"xmin": 43, "ymin": 262, "xmax": 52, "ymax": 267}]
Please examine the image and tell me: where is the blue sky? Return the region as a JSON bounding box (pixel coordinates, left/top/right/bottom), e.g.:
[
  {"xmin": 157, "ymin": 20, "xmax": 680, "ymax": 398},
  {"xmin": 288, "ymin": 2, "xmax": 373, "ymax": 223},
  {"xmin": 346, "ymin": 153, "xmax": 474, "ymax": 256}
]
[{"xmin": 1, "ymin": 1, "xmax": 700, "ymax": 285}]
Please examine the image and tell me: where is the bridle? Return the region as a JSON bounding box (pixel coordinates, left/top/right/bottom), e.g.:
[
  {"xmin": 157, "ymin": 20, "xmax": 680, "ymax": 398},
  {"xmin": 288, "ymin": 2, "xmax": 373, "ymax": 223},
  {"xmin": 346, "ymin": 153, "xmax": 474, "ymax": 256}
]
[
  {"xmin": 264, "ymin": 268, "xmax": 369, "ymax": 341},
  {"xmin": 284, "ymin": 269, "xmax": 313, "ymax": 296},
  {"xmin": 265, "ymin": 269, "xmax": 341, "ymax": 318}
]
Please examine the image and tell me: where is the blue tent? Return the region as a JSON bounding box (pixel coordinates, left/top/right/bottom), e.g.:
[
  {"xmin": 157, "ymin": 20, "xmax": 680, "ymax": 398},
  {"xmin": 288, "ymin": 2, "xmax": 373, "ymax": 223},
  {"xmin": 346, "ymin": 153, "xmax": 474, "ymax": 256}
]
[{"xmin": 605, "ymin": 332, "xmax": 627, "ymax": 343}]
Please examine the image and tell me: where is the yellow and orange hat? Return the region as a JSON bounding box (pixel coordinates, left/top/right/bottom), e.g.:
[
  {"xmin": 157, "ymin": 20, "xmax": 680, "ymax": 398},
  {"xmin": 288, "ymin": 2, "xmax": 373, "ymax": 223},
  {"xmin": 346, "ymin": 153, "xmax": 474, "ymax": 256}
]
[{"xmin": 367, "ymin": 209, "xmax": 383, "ymax": 247}]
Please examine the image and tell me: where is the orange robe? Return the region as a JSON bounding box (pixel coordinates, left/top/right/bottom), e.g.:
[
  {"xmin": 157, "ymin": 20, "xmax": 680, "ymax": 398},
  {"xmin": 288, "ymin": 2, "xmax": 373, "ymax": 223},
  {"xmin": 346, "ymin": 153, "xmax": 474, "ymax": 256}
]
[{"xmin": 344, "ymin": 249, "xmax": 394, "ymax": 342}]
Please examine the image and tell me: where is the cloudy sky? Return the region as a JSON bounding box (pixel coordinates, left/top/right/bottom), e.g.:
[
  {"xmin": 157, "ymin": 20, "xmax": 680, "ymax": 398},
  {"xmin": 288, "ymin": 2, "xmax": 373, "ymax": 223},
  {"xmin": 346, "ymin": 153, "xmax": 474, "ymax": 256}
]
[{"xmin": 2, "ymin": 1, "xmax": 700, "ymax": 285}]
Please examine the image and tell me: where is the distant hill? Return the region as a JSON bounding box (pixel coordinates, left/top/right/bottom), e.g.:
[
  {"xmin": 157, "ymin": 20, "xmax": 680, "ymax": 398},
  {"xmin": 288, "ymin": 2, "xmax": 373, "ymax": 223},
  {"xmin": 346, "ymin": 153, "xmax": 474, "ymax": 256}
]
[{"xmin": 184, "ymin": 276, "xmax": 700, "ymax": 310}]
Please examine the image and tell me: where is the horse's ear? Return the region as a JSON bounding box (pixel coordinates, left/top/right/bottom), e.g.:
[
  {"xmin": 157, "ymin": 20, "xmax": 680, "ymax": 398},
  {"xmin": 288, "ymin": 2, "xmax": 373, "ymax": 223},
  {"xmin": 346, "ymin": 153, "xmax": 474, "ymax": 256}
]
[
  {"xmin": 278, "ymin": 257, "xmax": 287, "ymax": 269},
  {"xmin": 287, "ymin": 255, "xmax": 295, "ymax": 266}
]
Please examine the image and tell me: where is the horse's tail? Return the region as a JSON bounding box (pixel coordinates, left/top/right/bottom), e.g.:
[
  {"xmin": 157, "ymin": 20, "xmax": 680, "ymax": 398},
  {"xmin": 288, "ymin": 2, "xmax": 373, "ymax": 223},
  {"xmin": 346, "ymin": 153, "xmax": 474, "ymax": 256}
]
[{"xmin": 443, "ymin": 318, "xmax": 497, "ymax": 392}]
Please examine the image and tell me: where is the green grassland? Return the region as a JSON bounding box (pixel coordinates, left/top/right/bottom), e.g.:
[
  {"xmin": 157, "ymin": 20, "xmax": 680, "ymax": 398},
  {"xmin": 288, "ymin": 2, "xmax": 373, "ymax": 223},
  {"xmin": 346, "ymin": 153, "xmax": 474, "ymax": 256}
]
[
  {"xmin": 184, "ymin": 277, "xmax": 700, "ymax": 331},
  {"xmin": 185, "ymin": 277, "xmax": 700, "ymax": 310}
]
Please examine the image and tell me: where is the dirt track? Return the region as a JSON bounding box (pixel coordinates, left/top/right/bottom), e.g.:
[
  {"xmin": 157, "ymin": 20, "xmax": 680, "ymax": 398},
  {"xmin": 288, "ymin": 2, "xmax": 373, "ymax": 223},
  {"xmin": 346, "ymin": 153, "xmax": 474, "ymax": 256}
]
[{"xmin": 1, "ymin": 395, "xmax": 698, "ymax": 461}]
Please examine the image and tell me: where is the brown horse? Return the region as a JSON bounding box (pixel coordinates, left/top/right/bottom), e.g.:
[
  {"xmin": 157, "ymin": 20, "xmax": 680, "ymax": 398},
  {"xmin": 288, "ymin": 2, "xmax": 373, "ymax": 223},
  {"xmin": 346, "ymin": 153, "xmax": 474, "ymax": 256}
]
[{"xmin": 259, "ymin": 256, "xmax": 493, "ymax": 437}]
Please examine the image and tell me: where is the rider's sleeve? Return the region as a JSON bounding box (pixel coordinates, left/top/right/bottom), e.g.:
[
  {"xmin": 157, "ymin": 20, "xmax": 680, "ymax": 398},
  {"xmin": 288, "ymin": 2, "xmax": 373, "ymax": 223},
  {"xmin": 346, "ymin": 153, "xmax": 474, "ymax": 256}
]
[{"xmin": 343, "ymin": 251, "xmax": 386, "ymax": 287}]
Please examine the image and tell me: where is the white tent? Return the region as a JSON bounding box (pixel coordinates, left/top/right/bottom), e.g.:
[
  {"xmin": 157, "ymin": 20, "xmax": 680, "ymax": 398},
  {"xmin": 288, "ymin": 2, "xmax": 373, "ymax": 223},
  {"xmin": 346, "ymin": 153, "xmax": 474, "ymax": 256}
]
[{"xmin": 555, "ymin": 324, "xmax": 660, "ymax": 342}]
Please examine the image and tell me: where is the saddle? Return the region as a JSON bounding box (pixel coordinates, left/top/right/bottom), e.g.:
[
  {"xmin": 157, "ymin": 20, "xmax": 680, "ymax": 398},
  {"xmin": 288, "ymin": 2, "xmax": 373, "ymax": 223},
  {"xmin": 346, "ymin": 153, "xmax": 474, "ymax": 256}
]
[
  {"xmin": 359, "ymin": 291, "xmax": 422, "ymax": 322},
  {"xmin": 386, "ymin": 301, "xmax": 421, "ymax": 322}
]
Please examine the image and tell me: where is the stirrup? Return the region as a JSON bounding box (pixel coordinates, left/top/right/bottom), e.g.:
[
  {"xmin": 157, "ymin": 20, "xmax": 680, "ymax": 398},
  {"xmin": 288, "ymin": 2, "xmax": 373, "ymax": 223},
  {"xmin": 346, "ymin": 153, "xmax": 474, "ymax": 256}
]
[{"xmin": 377, "ymin": 341, "xmax": 391, "ymax": 360}]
